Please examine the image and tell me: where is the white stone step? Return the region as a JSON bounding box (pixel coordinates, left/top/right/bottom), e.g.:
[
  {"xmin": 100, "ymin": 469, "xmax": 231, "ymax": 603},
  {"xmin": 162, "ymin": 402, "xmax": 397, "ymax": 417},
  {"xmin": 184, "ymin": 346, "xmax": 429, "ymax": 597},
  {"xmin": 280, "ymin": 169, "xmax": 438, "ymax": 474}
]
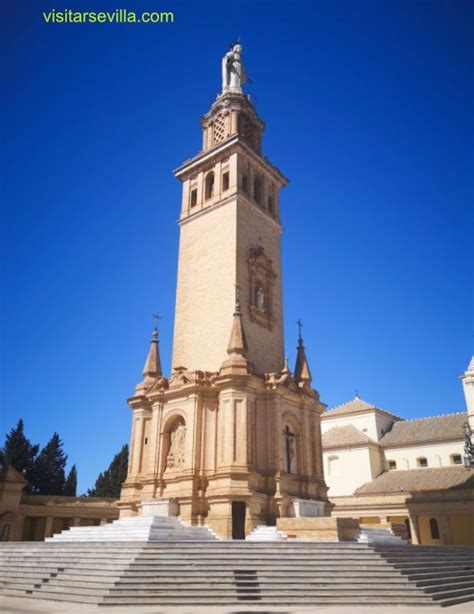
[
  {"xmin": 47, "ymin": 515, "xmax": 219, "ymax": 543},
  {"xmin": 246, "ymin": 525, "xmax": 288, "ymax": 541},
  {"xmin": 357, "ymin": 528, "xmax": 405, "ymax": 544}
]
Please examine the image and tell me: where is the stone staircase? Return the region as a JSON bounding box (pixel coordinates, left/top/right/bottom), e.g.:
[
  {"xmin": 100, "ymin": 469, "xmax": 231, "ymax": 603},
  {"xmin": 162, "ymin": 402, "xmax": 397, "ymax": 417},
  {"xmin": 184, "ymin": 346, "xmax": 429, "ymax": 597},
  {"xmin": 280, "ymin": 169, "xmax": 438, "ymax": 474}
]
[
  {"xmin": 46, "ymin": 514, "xmax": 219, "ymax": 542},
  {"xmin": 374, "ymin": 544, "xmax": 474, "ymax": 607},
  {"xmin": 0, "ymin": 541, "xmax": 473, "ymax": 606}
]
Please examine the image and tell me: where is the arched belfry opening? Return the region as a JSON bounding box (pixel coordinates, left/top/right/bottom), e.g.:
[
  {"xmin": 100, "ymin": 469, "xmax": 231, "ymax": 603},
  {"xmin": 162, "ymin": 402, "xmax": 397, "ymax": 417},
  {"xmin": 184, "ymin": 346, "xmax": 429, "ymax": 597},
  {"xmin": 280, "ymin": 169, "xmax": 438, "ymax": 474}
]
[{"xmin": 205, "ymin": 171, "xmax": 215, "ymax": 200}]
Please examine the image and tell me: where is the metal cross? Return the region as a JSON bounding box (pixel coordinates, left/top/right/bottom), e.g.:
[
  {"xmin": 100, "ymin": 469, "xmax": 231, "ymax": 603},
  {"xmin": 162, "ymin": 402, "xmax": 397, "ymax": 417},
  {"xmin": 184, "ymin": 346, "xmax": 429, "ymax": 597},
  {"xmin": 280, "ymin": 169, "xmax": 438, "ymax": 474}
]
[
  {"xmin": 296, "ymin": 319, "xmax": 303, "ymax": 338},
  {"xmin": 153, "ymin": 312, "xmax": 162, "ymax": 329}
]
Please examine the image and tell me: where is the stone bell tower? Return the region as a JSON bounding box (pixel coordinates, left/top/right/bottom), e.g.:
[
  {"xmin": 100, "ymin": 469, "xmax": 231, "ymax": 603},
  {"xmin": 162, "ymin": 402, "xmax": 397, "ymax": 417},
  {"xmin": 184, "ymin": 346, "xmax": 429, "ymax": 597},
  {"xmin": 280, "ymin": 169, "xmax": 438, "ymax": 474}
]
[
  {"xmin": 172, "ymin": 80, "xmax": 286, "ymax": 375},
  {"xmin": 119, "ymin": 46, "xmax": 330, "ymax": 537}
]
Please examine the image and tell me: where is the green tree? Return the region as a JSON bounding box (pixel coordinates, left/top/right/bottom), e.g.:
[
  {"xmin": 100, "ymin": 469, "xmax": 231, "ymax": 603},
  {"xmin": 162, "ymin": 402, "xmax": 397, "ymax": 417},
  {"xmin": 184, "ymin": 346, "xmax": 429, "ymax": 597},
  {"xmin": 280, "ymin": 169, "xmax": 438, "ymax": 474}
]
[
  {"xmin": 88, "ymin": 444, "xmax": 128, "ymax": 498},
  {"xmin": 3, "ymin": 419, "xmax": 39, "ymax": 490},
  {"xmin": 33, "ymin": 433, "xmax": 67, "ymax": 495},
  {"xmin": 64, "ymin": 464, "xmax": 77, "ymax": 496}
]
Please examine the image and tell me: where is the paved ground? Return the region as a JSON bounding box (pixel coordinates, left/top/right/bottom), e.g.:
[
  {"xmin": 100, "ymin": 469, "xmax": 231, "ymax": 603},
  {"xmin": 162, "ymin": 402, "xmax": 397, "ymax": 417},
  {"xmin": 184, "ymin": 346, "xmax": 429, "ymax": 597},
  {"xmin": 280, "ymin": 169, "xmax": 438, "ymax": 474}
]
[{"xmin": 1, "ymin": 597, "xmax": 473, "ymax": 614}]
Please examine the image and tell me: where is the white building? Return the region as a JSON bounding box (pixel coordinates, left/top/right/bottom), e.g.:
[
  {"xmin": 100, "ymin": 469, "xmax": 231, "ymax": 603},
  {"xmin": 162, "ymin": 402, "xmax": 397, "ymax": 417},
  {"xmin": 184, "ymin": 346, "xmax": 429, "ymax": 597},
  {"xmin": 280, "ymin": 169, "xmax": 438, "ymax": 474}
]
[{"xmin": 322, "ymin": 357, "xmax": 473, "ymax": 497}]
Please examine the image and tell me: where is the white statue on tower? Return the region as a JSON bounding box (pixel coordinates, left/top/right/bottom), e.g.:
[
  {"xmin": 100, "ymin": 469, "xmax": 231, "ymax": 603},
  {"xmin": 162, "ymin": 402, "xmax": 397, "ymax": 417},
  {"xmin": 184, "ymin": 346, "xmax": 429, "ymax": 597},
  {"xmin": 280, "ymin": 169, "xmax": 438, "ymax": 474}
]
[{"xmin": 222, "ymin": 44, "xmax": 249, "ymax": 94}]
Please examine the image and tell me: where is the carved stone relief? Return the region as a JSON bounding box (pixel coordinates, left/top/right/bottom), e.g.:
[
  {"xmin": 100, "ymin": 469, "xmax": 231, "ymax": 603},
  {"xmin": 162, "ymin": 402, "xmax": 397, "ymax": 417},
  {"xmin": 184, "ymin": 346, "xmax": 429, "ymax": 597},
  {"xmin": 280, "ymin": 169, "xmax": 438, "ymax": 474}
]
[{"xmin": 167, "ymin": 422, "xmax": 187, "ymax": 470}]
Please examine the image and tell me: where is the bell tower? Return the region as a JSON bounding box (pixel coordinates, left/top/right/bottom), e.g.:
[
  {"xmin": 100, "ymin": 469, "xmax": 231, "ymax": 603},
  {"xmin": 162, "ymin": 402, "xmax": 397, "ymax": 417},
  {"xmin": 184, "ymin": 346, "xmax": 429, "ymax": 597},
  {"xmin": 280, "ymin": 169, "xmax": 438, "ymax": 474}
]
[
  {"xmin": 120, "ymin": 46, "xmax": 330, "ymax": 537},
  {"xmin": 172, "ymin": 79, "xmax": 287, "ymax": 375}
]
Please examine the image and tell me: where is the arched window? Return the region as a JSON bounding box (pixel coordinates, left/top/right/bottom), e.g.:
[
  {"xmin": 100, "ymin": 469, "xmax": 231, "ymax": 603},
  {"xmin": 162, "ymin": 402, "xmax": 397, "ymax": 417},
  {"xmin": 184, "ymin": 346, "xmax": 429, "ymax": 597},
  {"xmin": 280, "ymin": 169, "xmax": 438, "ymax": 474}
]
[
  {"xmin": 254, "ymin": 176, "xmax": 262, "ymax": 205},
  {"xmin": 190, "ymin": 188, "xmax": 197, "ymax": 208},
  {"xmin": 402, "ymin": 458, "xmax": 409, "ymax": 469},
  {"xmin": 429, "ymin": 517, "xmax": 440, "ymax": 540},
  {"xmin": 417, "ymin": 457, "xmax": 428, "ymax": 468},
  {"xmin": 205, "ymin": 172, "xmax": 215, "ymax": 200},
  {"xmin": 451, "ymin": 454, "xmax": 462, "ymax": 465}
]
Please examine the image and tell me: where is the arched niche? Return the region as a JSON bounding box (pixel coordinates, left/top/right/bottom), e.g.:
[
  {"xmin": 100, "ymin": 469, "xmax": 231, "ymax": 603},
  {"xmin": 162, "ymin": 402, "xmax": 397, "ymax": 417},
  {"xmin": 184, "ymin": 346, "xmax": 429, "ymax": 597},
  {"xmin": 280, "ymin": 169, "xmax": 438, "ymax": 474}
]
[{"xmin": 162, "ymin": 414, "xmax": 187, "ymax": 472}]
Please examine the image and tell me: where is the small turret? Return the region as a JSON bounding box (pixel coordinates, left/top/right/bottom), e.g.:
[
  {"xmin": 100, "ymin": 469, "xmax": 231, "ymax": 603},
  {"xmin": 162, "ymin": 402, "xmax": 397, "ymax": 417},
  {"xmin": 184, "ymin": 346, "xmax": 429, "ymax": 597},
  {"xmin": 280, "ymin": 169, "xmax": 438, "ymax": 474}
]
[
  {"xmin": 294, "ymin": 320, "xmax": 312, "ymax": 388},
  {"xmin": 219, "ymin": 289, "xmax": 251, "ymax": 376},
  {"xmin": 461, "ymin": 356, "xmax": 474, "ymax": 431},
  {"xmin": 134, "ymin": 320, "xmax": 163, "ymax": 395}
]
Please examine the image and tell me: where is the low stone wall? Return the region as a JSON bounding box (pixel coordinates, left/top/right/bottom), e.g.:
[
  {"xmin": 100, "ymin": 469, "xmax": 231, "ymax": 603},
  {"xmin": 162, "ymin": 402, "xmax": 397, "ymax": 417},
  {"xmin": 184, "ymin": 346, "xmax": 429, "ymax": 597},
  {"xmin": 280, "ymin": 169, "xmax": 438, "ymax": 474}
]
[{"xmin": 277, "ymin": 517, "xmax": 360, "ymax": 541}]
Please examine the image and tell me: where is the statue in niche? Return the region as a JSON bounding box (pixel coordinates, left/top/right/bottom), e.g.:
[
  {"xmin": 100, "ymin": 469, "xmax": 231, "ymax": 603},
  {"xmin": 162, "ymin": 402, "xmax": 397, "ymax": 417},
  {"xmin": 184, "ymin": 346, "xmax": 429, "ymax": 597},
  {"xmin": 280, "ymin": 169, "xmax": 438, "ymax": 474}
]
[
  {"xmin": 256, "ymin": 285, "xmax": 266, "ymax": 313},
  {"xmin": 283, "ymin": 425, "xmax": 296, "ymax": 474},
  {"xmin": 222, "ymin": 44, "xmax": 249, "ymax": 94},
  {"xmin": 166, "ymin": 423, "xmax": 186, "ymax": 470}
]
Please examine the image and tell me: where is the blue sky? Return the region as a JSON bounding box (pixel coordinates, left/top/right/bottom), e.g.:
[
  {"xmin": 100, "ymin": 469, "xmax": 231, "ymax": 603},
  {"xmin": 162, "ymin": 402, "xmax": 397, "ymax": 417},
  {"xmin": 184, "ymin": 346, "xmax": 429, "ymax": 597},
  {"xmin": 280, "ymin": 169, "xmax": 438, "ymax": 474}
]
[{"xmin": 1, "ymin": 0, "xmax": 472, "ymax": 493}]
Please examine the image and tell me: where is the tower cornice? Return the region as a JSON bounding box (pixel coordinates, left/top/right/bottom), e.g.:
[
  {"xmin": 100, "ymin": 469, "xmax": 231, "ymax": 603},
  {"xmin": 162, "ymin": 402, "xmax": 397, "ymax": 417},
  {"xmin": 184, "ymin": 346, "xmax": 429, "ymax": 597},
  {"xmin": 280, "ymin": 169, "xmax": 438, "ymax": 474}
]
[
  {"xmin": 177, "ymin": 192, "xmax": 283, "ymax": 233},
  {"xmin": 174, "ymin": 136, "xmax": 288, "ymax": 188}
]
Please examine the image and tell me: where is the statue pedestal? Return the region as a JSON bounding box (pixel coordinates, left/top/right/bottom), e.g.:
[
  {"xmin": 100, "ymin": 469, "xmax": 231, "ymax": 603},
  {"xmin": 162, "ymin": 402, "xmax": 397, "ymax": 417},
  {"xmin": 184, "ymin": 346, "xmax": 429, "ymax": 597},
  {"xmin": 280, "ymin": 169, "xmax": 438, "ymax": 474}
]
[
  {"xmin": 139, "ymin": 498, "xmax": 178, "ymax": 517},
  {"xmin": 288, "ymin": 498, "xmax": 326, "ymax": 518}
]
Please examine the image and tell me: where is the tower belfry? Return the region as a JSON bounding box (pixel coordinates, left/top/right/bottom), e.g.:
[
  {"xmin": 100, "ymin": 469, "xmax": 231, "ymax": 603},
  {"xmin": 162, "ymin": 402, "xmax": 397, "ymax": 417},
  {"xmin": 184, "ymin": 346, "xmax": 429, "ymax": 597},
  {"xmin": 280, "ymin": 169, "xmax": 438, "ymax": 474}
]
[{"xmin": 120, "ymin": 47, "xmax": 330, "ymax": 537}]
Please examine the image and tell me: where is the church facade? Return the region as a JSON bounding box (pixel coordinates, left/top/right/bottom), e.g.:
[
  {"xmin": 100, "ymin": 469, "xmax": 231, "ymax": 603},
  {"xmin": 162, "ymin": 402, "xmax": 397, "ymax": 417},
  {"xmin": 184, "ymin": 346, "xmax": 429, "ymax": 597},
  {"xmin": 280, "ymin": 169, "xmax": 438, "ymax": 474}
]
[{"xmin": 119, "ymin": 47, "xmax": 330, "ymax": 538}]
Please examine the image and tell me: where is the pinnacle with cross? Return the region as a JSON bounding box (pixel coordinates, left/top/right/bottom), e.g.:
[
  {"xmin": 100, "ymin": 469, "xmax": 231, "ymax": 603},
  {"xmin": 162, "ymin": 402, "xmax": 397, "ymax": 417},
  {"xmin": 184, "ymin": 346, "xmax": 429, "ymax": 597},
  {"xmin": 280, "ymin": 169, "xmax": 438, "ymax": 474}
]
[
  {"xmin": 297, "ymin": 318, "xmax": 303, "ymax": 340},
  {"xmin": 153, "ymin": 312, "xmax": 162, "ymax": 330}
]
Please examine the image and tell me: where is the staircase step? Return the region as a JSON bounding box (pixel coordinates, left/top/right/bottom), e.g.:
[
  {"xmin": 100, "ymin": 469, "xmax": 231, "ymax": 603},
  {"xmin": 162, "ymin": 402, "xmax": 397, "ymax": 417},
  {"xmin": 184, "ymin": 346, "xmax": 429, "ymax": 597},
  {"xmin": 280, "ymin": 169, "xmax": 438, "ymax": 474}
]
[{"xmin": 0, "ymin": 540, "xmax": 472, "ymax": 608}]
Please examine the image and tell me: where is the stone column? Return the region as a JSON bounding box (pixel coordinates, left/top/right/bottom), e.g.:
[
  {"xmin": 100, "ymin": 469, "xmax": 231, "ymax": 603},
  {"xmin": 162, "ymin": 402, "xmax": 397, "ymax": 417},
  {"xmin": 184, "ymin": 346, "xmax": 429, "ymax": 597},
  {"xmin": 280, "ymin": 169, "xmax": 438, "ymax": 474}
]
[
  {"xmin": 182, "ymin": 179, "xmax": 190, "ymax": 215},
  {"xmin": 215, "ymin": 161, "xmax": 222, "ymax": 200},
  {"xmin": 197, "ymin": 170, "xmax": 204, "ymax": 209},
  {"xmin": 133, "ymin": 417, "xmax": 145, "ymax": 475},
  {"xmin": 150, "ymin": 402, "xmax": 162, "ymax": 479},
  {"xmin": 72, "ymin": 517, "xmax": 81, "ymax": 527}
]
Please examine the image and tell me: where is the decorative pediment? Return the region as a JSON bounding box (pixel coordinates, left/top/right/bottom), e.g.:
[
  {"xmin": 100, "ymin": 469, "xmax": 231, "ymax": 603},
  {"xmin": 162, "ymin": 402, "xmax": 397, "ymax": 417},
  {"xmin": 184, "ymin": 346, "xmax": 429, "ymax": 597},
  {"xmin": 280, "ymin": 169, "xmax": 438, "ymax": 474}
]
[
  {"xmin": 168, "ymin": 367, "xmax": 217, "ymax": 390},
  {"xmin": 146, "ymin": 376, "xmax": 169, "ymax": 395},
  {"xmin": 169, "ymin": 367, "xmax": 191, "ymax": 388},
  {"xmin": 265, "ymin": 367, "xmax": 298, "ymax": 393}
]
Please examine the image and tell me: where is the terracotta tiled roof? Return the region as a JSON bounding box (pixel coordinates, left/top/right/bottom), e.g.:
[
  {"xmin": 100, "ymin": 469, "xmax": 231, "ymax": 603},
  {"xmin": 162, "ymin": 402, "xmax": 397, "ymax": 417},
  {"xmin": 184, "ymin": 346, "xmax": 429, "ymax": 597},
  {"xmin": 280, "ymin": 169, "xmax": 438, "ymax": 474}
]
[
  {"xmin": 322, "ymin": 425, "xmax": 376, "ymax": 449},
  {"xmin": 323, "ymin": 396, "xmax": 399, "ymax": 419},
  {"xmin": 380, "ymin": 412, "xmax": 466, "ymax": 447},
  {"xmin": 355, "ymin": 466, "xmax": 474, "ymax": 495}
]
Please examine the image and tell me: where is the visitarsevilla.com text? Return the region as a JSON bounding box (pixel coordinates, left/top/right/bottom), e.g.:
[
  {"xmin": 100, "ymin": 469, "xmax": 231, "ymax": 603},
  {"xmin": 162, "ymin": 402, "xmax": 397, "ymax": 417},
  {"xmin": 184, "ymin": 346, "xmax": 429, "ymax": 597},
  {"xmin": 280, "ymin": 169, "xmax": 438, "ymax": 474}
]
[{"xmin": 43, "ymin": 9, "xmax": 175, "ymax": 24}]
